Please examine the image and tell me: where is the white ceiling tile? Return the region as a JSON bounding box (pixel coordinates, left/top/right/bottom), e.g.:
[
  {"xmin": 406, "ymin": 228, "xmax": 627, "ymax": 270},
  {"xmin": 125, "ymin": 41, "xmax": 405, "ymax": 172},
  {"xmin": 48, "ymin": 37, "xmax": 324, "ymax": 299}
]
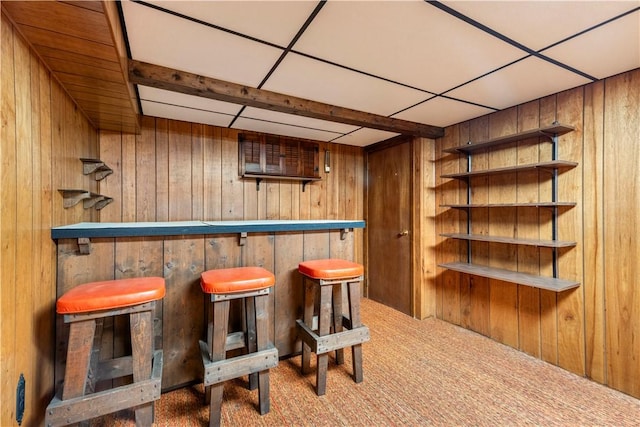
[
  {"xmin": 543, "ymin": 10, "xmax": 640, "ymax": 79},
  {"xmin": 144, "ymin": 1, "xmax": 319, "ymax": 47},
  {"xmin": 447, "ymin": 57, "xmax": 592, "ymax": 110},
  {"xmin": 122, "ymin": 0, "xmax": 282, "ymax": 87},
  {"xmin": 262, "ymin": 53, "xmax": 429, "ymax": 116},
  {"xmin": 232, "ymin": 117, "xmax": 342, "ymax": 142},
  {"xmin": 394, "ymin": 97, "xmax": 495, "ymax": 128},
  {"xmin": 331, "ymin": 128, "xmax": 400, "ymax": 148},
  {"xmin": 141, "ymin": 101, "xmax": 235, "ymax": 128},
  {"xmin": 293, "ymin": 0, "xmax": 524, "ymax": 93},
  {"xmin": 138, "ymin": 86, "xmax": 243, "ymax": 116},
  {"xmin": 440, "ymin": 0, "xmax": 639, "ymax": 51},
  {"xmin": 241, "ymin": 107, "xmax": 358, "ymax": 134}
]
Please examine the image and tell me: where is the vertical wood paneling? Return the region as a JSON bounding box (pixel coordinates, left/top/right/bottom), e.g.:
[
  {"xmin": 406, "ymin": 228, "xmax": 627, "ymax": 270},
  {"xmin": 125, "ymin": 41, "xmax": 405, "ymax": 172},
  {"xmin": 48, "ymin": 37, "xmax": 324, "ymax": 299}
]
[
  {"xmin": 121, "ymin": 133, "xmax": 136, "ymax": 222},
  {"xmin": 582, "ymin": 80, "xmax": 605, "ymax": 383},
  {"xmin": 136, "ymin": 115, "xmax": 157, "ymax": 221},
  {"xmin": 168, "ymin": 120, "xmax": 192, "ymax": 221},
  {"xmin": 556, "ymin": 88, "xmax": 585, "ymax": 375},
  {"xmin": 191, "ymin": 123, "xmax": 205, "ymax": 219},
  {"xmin": 0, "ymin": 12, "xmax": 99, "ymax": 425},
  {"xmin": 433, "ymin": 67, "xmax": 640, "ymax": 399},
  {"xmin": 538, "ymin": 94, "xmax": 559, "ymax": 365},
  {"xmin": 604, "ymin": 71, "xmax": 640, "ymax": 396},
  {"xmin": 438, "ymin": 125, "xmax": 463, "ymax": 324},
  {"xmin": 163, "ymin": 237, "xmax": 205, "ymax": 387},
  {"xmin": 467, "ymin": 116, "xmax": 490, "ymax": 336},
  {"xmin": 516, "ymin": 100, "xmax": 541, "ymax": 358},
  {"xmin": 155, "ymin": 118, "xmax": 169, "ymax": 222},
  {"xmin": 221, "ymin": 128, "xmax": 243, "ymax": 220},
  {"xmin": 1, "ymin": 14, "xmax": 18, "ymax": 423},
  {"xmin": 14, "ymin": 30, "xmax": 34, "ymax": 424},
  {"xmin": 204, "ymin": 126, "xmax": 222, "ymax": 220},
  {"xmin": 487, "ymin": 108, "xmax": 519, "ymax": 348}
]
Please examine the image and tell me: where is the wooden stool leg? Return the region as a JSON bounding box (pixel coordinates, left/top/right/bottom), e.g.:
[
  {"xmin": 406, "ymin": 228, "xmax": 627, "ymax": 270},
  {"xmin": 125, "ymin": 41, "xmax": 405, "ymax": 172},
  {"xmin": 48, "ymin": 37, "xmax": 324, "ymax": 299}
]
[
  {"xmin": 255, "ymin": 294, "xmax": 271, "ymax": 415},
  {"xmin": 62, "ymin": 319, "xmax": 97, "ymax": 401},
  {"xmin": 316, "ymin": 285, "xmax": 333, "ymax": 396},
  {"xmin": 331, "ymin": 283, "xmax": 345, "ymax": 365},
  {"xmin": 347, "ymin": 281, "xmax": 364, "ymax": 384},
  {"xmin": 209, "ymin": 300, "xmax": 230, "ymax": 427},
  {"xmin": 301, "ymin": 279, "xmax": 315, "ymax": 375},
  {"xmin": 130, "ymin": 309, "xmax": 154, "ymax": 426},
  {"xmin": 245, "ymin": 296, "xmax": 258, "ymax": 390}
]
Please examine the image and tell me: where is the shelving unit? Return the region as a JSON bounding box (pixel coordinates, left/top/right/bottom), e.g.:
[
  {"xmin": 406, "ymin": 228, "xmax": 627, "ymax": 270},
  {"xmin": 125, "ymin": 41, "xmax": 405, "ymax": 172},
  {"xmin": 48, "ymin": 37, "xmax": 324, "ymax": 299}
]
[{"xmin": 438, "ymin": 123, "xmax": 580, "ymax": 292}]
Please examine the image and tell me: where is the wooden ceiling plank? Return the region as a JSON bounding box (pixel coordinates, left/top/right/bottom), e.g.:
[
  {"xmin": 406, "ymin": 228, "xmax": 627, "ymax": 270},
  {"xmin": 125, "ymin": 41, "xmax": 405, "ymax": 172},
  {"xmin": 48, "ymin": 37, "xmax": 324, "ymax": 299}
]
[
  {"xmin": 2, "ymin": 1, "xmax": 113, "ymax": 45},
  {"xmin": 18, "ymin": 26, "xmax": 118, "ymax": 62},
  {"xmin": 129, "ymin": 60, "xmax": 445, "ymax": 138},
  {"xmin": 56, "ymin": 73, "xmax": 130, "ymax": 95},
  {"xmin": 45, "ymin": 57, "xmax": 128, "ymax": 84},
  {"xmin": 37, "ymin": 46, "xmax": 122, "ymax": 72},
  {"xmin": 62, "ymin": 82, "xmax": 132, "ymax": 100},
  {"xmin": 67, "ymin": 91, "xmax": 137, "ymax": 108}
]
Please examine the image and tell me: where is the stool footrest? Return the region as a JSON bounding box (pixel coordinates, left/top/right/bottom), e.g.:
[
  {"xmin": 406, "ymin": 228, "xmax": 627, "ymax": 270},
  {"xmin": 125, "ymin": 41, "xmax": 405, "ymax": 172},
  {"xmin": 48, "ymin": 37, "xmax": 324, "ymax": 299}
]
[
  {"xmin": 46, "ymin": 350, "xmax": 162, "ymax": 427},
  {"xmin": 296, "ymin": 320, "xmax": 370, "ymax": 355},
  {"xmin": 200, "ymin": 341, "xmax": 278, "ymax": 386}
]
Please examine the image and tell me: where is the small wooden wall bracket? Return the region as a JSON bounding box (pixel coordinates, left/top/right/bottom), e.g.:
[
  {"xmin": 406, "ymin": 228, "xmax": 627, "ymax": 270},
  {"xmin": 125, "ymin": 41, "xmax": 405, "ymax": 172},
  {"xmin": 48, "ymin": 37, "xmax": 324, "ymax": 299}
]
[
  {"xmin": 80, "ymin": 158, "xmax": 113, "ymax": 181},
  {"xmin": 238, "ymin": 232, "xmax": 247, "ymax": 246},
  {"xmin": 340, "ymin": 228, "xmax": 351, "ymax": 240},
  {"xmin": 83, "ymin": 193, "xmax": 104, "ymax": 209},
  {"xmin": 95, "ymin": 197, "xmax": 113, "ymax": 210},
  {"xmin": 78, "ymin": 237, "xmax": 91, "ymax": 255},
  {"xmin": 59, "ymin": 189, "xmax": 91, "ymax": 208}
]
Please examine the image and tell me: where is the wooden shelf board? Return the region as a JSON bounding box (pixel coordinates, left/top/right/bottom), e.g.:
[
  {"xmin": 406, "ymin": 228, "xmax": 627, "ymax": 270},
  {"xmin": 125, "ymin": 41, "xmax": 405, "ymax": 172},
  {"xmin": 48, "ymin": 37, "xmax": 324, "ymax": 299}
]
[
  {"xmin": 241, "ymin": 174, "xmax": 321, "ymax": 182},
  {"xmin": 441, "ymin": 160, "xmax": 578, "ymax": 179},
  {"xmin": 441, "ymin": 202, "xmax": 576, "ymax": 209},
  {"xmin": 443, "ymin": 123, "xmax": 575, "ymax": 154},
  {"xmin": 440, "ymin": 233, "xmax": 576, "ymax": 248},
  {"xmin": 438, "ymin": 262, "xmax": 580, "ymax": 292}
]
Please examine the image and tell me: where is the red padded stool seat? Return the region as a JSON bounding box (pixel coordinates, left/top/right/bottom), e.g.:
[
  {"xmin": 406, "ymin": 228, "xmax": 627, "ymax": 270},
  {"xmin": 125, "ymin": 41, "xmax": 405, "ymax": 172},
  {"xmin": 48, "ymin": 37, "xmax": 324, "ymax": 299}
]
[
  {"xmin": 46, "ymin": 277, "xmax": 165, "ymax": 426},
  {"xmin": 200, "ymin": 267, "xmax": 278, "ymax": 427},
  {"xmin": 297, "ymin": 259, "xmax": 369, "ymax": 396}
]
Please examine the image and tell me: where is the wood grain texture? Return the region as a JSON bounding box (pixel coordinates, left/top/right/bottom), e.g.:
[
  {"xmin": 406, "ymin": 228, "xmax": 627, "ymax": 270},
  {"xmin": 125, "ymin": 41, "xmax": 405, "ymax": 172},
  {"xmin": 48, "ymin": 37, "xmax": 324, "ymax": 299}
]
[
  {"xmin": 604, "ymin": 71, "xmax": 640, "ymax": 396},
  {"xmin": 487, "ymin": 108, "xmax": 519, "ymax": 348},
  {"xmin": 516, "ymin": 100, "xmax": 542, "ymax": 358},
  {"xmin": 582, "ymin": 80, "xmax": 605, "ymax": 384}
]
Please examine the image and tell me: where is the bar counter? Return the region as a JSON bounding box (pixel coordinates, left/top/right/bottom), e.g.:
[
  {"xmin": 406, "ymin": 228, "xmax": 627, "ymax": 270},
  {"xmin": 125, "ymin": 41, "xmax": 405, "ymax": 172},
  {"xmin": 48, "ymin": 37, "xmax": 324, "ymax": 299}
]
[{"xmin": 52, "ymin": 220, "xmax": 364, "ymax": 391}]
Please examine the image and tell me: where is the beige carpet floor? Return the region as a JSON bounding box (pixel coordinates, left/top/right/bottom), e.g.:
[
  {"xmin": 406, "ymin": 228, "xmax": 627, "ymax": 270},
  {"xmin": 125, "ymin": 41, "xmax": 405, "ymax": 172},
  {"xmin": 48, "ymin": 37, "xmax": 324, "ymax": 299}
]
[{"xmin": 93, "ymin": 298, "xmax": 640, "ymax": 426}]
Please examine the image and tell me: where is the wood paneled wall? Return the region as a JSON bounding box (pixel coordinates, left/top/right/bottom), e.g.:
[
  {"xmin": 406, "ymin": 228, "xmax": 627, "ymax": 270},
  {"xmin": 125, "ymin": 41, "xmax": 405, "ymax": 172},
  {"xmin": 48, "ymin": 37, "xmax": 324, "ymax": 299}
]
[
  {"xmin": 0, "ymin": 11, "xmax": 98, "ymax": 426},
  {"xmin": 434, "ymin": 68, "xmax": 640, "ymax": 398},
  {"xmin": 97, "ymin": 116, "xmax": 364, "ymax": 244}
]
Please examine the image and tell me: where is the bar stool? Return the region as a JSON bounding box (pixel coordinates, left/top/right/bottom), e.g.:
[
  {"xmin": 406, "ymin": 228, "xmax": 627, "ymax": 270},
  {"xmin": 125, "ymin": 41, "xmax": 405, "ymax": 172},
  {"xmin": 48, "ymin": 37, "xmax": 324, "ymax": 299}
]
[
  {"xmin": 45, "ymin": 277, "xmax": 165, "ymax": 427},
  {"xmin": 296, "ymin": 259, "xmax": 370, "ymax": 396},
  {"xmin": 200, "ymin": 267, "xmax": 279, "ymax": 427}
]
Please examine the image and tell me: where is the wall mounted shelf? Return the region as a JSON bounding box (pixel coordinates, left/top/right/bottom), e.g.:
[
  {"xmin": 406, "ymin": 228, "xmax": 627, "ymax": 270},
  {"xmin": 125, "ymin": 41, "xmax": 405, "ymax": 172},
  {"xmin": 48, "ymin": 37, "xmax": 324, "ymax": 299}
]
[
  {"xmin": 438, "ymin": 123, "xmax": 579, "ymax": 292},
  {"xmin": 443, "ymin": 123, "xmax": 575, "ymax": 154},
  {"xmin": 439, "ymin": 262, "xmax": 580, "ymax": 292},
  {"xmin": 241, "ymin": 174, "xmax": 321, "ymax": 192},
  {"xmin": 441, "ymin": 202, "xmax": 576, "ymax": 209},
  {"xmin": 440, "ymin": 160, "xmax": 577, "ymax": 179},
  {"xmin": 80, "ymin": 158, "xmax": 113, "ymax": 180}
]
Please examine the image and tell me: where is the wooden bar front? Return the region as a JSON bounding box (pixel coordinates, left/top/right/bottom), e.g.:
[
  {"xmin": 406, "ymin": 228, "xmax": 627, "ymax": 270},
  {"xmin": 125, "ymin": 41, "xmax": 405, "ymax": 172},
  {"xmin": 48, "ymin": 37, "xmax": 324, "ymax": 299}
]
[{"xmin": 53, "ymin": 221, "xmax": 362, "ymax": 391}]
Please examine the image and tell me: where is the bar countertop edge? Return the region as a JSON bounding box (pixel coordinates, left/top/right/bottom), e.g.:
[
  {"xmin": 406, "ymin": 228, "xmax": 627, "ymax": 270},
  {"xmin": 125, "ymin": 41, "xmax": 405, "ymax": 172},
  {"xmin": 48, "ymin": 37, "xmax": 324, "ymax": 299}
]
[{"xmin": 51, "ymin": 220, "xmax": 366, "ymax": 239}]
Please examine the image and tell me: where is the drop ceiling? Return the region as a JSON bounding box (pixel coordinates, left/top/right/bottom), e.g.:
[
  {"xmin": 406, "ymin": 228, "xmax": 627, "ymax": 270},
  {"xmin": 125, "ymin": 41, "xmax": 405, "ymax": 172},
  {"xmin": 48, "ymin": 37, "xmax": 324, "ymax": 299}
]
[{"xmin": 5, "ymin": 1, "xmax": 640, "ymax": 147}]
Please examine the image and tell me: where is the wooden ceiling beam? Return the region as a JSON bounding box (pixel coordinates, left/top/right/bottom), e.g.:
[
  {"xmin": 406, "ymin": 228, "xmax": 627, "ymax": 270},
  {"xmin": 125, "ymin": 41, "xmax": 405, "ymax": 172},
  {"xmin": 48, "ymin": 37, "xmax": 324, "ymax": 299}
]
[{"xmin": 128, "ymin": 59, "xmax": 444, "ymax": 139}]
